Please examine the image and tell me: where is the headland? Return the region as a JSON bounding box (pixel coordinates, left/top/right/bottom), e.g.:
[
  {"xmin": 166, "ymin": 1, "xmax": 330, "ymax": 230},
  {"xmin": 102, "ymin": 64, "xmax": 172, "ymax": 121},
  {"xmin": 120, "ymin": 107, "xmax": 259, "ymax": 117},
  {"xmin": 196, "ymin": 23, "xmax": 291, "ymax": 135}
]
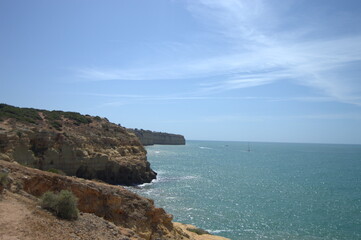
[{"xmin": 0, "ymin": 103, "xmax": 229, "ymax": 240}]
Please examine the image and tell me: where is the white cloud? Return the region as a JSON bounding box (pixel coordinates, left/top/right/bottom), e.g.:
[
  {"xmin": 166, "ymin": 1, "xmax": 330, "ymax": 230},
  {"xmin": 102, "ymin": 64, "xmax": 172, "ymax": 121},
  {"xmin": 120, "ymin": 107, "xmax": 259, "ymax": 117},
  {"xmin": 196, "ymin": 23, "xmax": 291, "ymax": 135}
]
[
  {"xmin": 76, "ymin": 0, "xmax": 361, "ymax": 106},
  {"xmin": 186, "ymin": 0, "xmax": 361, "ymax": 105}
]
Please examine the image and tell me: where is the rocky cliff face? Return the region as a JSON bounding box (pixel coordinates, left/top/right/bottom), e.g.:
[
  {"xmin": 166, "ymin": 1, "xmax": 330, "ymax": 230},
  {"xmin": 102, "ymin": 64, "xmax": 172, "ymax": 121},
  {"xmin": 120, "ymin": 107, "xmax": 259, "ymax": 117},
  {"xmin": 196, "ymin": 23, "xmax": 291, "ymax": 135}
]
[
  {"xmin": 0, "ymin": 104, "xmax": 156, "ymax": 185},
  {"xmin": 1, "ymin": 160, "xmax": 229, "ymax": 240},
  {"xmin": 129, "ymin": 129, "xmax": 185, "ymax": 146},
  {"xmin": 0, "ymin": 160, "xmax": 185, "ymax": 239}
]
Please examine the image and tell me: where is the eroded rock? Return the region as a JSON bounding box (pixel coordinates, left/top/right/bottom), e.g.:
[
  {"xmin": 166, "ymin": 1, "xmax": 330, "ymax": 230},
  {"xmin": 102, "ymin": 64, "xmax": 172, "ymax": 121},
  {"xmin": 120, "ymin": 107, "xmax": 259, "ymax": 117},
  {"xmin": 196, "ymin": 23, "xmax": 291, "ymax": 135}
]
[
  {"xmin": 0, "ymin": 160, "xmax": 190, "ymax": 240},
  {"xmin": 0, "ymin": 104, "xmax": 156, "ymax": 185}
]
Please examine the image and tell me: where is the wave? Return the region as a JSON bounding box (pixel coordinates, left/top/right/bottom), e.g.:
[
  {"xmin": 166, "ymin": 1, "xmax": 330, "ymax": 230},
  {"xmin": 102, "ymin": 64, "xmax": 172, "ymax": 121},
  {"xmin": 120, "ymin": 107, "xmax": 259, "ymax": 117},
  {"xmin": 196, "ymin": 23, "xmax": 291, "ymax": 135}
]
[
  {"xmin": 135, "ymin": 182, "xmax": 155, "ymax": 188},
  {"xmin": 133, "ymin": 175, "xmax": 162, "ymax": 188},
  {"xmin": 199, "ymin": 146, "xmax": 213, "ymax": 150},
  {"xmin": 130, "ymin": 172, "xmax": 199, "ymax": 189},
  {"xmin": 157, "ymin": 175, "xmax": 199, "ymax": 183},
  {"xmin": 207, "ymin": 229, "xmax": 233, "ymax": 234}
]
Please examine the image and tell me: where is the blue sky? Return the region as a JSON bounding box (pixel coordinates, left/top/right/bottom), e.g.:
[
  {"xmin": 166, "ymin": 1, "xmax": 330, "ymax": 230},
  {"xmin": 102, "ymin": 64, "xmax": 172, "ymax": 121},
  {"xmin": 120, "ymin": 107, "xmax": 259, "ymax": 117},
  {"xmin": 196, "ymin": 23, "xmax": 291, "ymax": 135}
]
[{"xmin": 1, "ymin": 0, "xmax": 361, "ymax": 144}]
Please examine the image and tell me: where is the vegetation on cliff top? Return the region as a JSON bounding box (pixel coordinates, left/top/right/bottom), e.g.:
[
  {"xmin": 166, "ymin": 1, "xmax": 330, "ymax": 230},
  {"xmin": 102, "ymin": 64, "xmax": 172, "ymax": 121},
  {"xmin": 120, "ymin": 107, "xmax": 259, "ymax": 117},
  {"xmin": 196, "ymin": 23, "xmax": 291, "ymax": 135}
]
[
  {"xmin": 47, "ymin": 168, "xmax": 66, "ymax": 176},
  {"xmin": 0, "ymin": 103, "xmax": 96, "ymax": 130}
]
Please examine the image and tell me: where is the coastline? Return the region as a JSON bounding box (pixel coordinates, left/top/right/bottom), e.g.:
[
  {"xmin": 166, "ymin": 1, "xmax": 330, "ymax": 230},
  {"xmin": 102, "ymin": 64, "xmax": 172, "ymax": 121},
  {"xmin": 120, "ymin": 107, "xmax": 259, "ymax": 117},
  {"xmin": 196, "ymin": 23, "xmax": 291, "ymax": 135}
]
[
  {"xmin": 0, "ymin": 159, "xmax": 230, "ymax": 240},
  {"xmin": 0, "ymin": 104, "xmax": 230, "ymax": 239}
]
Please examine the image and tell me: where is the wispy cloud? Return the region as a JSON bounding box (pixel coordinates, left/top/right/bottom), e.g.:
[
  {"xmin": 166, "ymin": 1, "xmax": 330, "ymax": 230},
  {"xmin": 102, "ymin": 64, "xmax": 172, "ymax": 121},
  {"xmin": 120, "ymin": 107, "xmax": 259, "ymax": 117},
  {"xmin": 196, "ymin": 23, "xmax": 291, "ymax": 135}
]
[
  {"xmin": 187, "ymin": 0, "xmax": 361, "ymax": 104},
  {"xmin": 80, "ymin": 92, "xmax": 336, "ymax": 107},
  {"xmin": 76, "ymin": 0, "xmax": 361, "ymax": 106},
  {"xmin": 158, "ymin": 113, "xmax": 361, "ymax": 125}
]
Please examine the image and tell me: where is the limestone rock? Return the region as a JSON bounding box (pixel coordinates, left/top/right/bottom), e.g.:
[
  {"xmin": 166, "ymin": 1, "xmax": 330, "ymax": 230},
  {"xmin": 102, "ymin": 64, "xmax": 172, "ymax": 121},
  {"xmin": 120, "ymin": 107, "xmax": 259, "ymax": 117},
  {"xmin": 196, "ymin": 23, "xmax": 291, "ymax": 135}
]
[
  {"xmin": 0, "ymin": 160, "xmax": 190, "ymax": 240},
  {"xmin": 0, "ymin": 104, "xmax": 156, "ymax": 185},
  {"xmin": 128, "ymin": 129, "xmax": 185, "ymax": 146}
]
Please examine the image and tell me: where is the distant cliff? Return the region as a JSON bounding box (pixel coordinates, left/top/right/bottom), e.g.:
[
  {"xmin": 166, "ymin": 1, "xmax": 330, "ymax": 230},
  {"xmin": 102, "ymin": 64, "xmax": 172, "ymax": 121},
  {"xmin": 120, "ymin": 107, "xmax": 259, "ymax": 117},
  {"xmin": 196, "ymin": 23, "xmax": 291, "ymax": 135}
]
[
  {"xmin": 128, "ymin": 129, "xmax": 185, "ymax": 146},
  {"xmin": 0, "ymin": 104, "xmax": 156, "ymax": 185}
]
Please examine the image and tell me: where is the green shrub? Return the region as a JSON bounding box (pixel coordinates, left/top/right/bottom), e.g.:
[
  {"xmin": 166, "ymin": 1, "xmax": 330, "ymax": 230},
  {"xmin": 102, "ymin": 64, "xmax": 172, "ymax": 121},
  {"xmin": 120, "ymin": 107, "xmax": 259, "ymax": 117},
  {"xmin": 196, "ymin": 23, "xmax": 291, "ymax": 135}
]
[
  {"xmin": 0, "ymin": 104, "xmax": 41, "ymax": 123},
  {"xmin": 47, "ymin": 168, "xmax": 66, "ymax": 175},
  {"xmin": 41, "ymin": 191, "xmax": 58, "ymax": 211},
  {"xmin": 41, "ymin": 190, "xmax": 79, "ymax": 220},
  {"xmin": 186, "ymin": 227, "xmax": 210, "ymax": 235},
  {"xmin": 0, "ymin": 172, "xmax": 8, "ymax": 186},
  {"xmin": 56, "ymin": 190, "xmax": 79, "ymax": 220},
  {"xmin": 0, "ymin": 103, "xmax": 92, "ymax": 126},
  {"xmin": 0, "ymin": 172, "xmax": 9, "ymax": 194},
  {"xmin": 50, "ymin": 121, "xmax": 62, "ymax": 131}
]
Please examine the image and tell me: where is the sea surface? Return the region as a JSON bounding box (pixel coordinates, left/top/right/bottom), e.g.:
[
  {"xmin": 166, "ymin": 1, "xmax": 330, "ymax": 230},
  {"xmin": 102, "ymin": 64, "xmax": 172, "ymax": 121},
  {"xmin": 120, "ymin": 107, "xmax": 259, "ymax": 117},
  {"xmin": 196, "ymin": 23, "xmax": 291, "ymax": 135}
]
[{"xmin": 127, "ymin": 141, "xmax": 361, "ymax": 240}]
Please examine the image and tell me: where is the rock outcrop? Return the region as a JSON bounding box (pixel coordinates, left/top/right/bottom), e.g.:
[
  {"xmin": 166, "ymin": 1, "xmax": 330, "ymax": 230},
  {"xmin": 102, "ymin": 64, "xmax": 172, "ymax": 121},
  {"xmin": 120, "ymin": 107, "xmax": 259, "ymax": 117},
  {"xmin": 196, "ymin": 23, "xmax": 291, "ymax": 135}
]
[
  {"xmin": 0, "ymin": 191, "xmax": 144, "ymax": 240},
  {"xmin": 0, "ymin": 160, "xmax": 229, "ymax": 240},
  {"xmin": 0, "ymin": 104, "xmax": 156, "ymax": 185},
  {"xmin": 0, "ymin": 160, "xmax": 182, "ymax": 239},
  {"xmin": 128, "ymin": 129, "xmax": 185, "ymax": 146}
]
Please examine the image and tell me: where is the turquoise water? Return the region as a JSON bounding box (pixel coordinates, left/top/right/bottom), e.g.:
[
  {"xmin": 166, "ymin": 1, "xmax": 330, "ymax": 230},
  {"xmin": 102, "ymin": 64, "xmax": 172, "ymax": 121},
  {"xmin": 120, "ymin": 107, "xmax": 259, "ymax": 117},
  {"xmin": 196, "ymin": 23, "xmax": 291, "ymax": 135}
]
[{"xmin": 127, "ymin": 141, "xmax": 361, "ymax": 240}]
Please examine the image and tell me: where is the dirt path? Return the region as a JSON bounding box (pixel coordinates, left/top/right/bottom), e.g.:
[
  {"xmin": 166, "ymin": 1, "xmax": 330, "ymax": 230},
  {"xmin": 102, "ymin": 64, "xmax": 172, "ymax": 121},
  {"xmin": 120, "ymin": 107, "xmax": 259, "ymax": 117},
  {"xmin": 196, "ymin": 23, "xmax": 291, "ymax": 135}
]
[
  {"xmin": 0, "ymin": 192, "xmax": 34, "ymax": 240},
  {"xmin": 0, "ymin": 191, "xmax": 141, "ymax": 240}
]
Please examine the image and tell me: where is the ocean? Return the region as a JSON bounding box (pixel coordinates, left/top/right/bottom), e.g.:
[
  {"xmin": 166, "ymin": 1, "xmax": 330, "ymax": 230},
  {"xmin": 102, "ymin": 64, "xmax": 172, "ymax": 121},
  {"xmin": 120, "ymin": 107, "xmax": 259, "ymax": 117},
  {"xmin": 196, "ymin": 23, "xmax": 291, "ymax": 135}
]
[{"xmin": 127, "ymin": 140, "xmax": 361, "ymax": 240}]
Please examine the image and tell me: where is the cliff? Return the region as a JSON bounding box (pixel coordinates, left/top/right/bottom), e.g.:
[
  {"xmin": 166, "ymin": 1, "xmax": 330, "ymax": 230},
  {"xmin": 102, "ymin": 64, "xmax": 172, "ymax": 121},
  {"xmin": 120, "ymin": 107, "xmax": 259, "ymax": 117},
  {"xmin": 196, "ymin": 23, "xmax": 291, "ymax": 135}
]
[
  {"xmin": 129, "ymin": 129, "xmax": 185, "ymax": 146},
  {"xmin": 0, "ymin": 104, "xmax": 156, "ymax": 185},
  {"xmin": 0, "ymin": 160, "xmax": 230, "ymax": 240}
]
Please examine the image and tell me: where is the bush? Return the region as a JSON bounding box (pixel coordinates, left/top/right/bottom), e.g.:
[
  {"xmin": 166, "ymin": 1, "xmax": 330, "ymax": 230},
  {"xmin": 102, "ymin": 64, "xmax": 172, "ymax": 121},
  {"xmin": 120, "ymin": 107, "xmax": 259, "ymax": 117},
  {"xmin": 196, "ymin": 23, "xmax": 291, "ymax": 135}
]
[
  {"xmin": 0, "ymin": 103, "xmax": 42, "ymax": 123},
  {"xmin": 0, "ymin": 103, "xmax": 92, "ymax": 126},
  {"xmin": 47, "ymin": 168, "xmax": 66, "ymax": 175},
  {"xmin": 0, "ymin": 172, "xmax": 9, "ymax": 194},
  {"xmin": 41, "ymin": 190, "xmax": 79, "ymax": 220},
  {"xmin": 41, "ymin": 191, "xmax": 58, "ymax": 210},
  {"xmin": 0, "ymin": 172, "xmax": 8, "ymax": 186}
]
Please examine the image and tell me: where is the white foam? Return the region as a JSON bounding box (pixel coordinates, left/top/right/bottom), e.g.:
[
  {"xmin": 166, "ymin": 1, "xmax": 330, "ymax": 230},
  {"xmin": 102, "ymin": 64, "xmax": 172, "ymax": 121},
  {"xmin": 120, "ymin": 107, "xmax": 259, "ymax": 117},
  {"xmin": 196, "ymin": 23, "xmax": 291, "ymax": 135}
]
[
  {"xmin": 199, "ymin": 146, "xmax": 212, "ymax": 150},
  {"xmin": 156, "ymin": 175, "xmax": 199, "ymax": 183},
  {"xmin": 136, "ymin": 182, "xmax": 154, "ymax": 188},
  {"xmin": 180, "ymin": 175, "xmax": 198, "ymax": 180},
  {"xmin": 208, "ymin": 229, "xmax": 233, "ymax": 234}
]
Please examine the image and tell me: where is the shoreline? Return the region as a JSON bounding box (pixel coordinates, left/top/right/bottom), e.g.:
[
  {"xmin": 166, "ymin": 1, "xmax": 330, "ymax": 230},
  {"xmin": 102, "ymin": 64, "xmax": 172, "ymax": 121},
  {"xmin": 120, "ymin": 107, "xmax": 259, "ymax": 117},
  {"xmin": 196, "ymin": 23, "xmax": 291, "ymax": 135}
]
[{"xmin": 0, "ymin": 159, "xmax": 230, "ymax": 240}]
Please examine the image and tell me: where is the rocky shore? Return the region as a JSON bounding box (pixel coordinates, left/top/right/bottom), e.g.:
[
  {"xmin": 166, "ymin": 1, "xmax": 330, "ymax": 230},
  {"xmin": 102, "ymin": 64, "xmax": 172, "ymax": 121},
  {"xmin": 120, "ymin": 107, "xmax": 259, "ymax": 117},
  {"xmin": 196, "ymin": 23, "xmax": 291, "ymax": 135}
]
[
  {"xmin": 0, "ymin": 160, "xmax": 229, "ymax": 240},
  {"xmin": 0, "ymin": 104, "xmax": 229, "ymax": 240}
]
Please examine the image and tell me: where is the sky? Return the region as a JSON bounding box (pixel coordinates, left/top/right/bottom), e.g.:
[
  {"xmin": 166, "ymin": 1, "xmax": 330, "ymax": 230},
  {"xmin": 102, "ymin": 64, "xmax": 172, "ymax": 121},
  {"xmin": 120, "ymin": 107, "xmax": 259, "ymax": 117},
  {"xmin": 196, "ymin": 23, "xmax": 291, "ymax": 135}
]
[{"xmin": 1, "ymin": 0, "xmax": 361, "ymax": 144}]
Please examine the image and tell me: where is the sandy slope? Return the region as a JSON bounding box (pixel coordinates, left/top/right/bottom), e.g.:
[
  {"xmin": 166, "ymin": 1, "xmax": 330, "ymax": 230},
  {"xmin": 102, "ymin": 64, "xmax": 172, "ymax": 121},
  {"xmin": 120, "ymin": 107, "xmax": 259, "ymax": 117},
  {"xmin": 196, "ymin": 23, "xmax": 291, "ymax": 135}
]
[{"xmin": 0, "ymin": 191, "xmax": 141, "ymax": 240}]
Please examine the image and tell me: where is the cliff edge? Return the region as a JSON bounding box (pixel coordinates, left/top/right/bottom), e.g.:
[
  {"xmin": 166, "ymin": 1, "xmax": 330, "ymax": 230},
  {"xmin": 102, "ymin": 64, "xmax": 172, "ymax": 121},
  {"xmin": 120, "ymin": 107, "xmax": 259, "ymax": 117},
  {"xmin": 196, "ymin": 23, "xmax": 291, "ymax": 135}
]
[
  {"xmin": 0, "ymin": 160, "xmax": 230, "ymax": 240},
  {"xmin": 128, "ymin": 129, "xmax": 186, "ymax": 146},
  {"xmin": 0, "ymin": 104, "xmax": 156, "ymax": 185}
]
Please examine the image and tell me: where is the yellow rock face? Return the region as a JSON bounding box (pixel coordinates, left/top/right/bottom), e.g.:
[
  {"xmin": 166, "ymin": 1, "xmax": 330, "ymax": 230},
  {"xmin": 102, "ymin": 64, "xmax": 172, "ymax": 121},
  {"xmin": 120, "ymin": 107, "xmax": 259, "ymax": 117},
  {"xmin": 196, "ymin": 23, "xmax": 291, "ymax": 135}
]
[
  {"xmin": 1, "ymin": 160, "xmax": 231, "ymax": 240},
  {"xmin": 0, "ymin": 109, "xmax": 156, "ymax": 185}
]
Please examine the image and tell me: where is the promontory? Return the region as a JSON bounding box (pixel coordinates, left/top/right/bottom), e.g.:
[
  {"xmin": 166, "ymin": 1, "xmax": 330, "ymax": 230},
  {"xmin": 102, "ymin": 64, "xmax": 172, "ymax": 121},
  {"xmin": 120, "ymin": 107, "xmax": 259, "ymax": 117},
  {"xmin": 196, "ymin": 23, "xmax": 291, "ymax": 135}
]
[
  {"xmin": 0, "ymin": 103, "xmax": 229, "ymax": 240},
  {"xmin": 128, "ymin": 128, "xmax": 186, "ymax": 146},
  {"xmin": 0, "ymin": 103, "xmax": 156, "ymax": 185}
]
